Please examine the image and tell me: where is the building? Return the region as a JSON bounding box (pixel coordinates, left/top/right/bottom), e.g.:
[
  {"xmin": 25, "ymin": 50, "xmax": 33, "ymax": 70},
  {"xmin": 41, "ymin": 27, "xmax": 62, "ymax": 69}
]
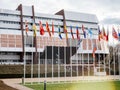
[{"xmin": 0, "ymin": 4, "xmax": 109, "ymax": 65}]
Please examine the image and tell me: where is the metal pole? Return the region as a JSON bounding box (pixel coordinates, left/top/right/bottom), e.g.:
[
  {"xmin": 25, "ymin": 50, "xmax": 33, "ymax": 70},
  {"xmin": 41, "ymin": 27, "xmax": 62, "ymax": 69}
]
[
  {"xmin": 64, "ymin": 43, "xmax": 66, "ymax": 83},
  {"xmin": 70, "ymin": 38, "xmax": 72, "ymax": 82},
  {"xmin": 23, "ymin": 34, "xmax": 26, "ymax": 84},
  {"xmin": 52, "ymin": 37, "xmax": 54, "ymax": 83},
  {"xmin": 31, "ymin": 36, "xmax": 33, "ymax": 84},
  {"xmin": 58, "ymin": 42, "xmax": 60, "ymax": 83}
]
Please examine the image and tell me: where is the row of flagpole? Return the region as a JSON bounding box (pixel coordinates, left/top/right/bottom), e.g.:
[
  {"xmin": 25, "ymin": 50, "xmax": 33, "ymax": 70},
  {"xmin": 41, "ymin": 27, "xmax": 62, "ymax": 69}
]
[{"xmin": 23, "ymin": 18, "xmax": 120, "ymax": 84}]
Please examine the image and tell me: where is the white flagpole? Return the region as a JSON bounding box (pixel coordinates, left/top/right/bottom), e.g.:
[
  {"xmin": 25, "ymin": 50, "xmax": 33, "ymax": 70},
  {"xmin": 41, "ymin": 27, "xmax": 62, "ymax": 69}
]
[
  {"xmin": 98, "ymin": 39, "xmax": 100, "ymax": 74},
  {"xmin": 52, "ymin": 37, "xmax": 54, "ymax": 83},
  {"xmin": 38, "ymin": 51, "xmax": 40, "ymax": 84},
  {"xmin": 31, "ymin": 35, "xmax": 33, "ymax": 84},
  {"xmin": 118, "ymin": 28, "xmax": 120, "ymax": 77},
  {"xmin": 77, "ymin": 39, "xmax": 78, "ymax": 78},
  {"xmin": 64, "ymin": 38, "xmax": 66, "ymax": 83},
  {"xmin": 87, "ymin": 32, "xmax": 89, "ymax": 76},
  {"xmin": 23, "ymin": 33, "xmax": 26, "ymax": 84},
  {"xmin": 109, "ymin": 52, "xmax": 110, "ymax": 75},
  {"xmin": 112, "ymin": 35, "xmax": 115, "ymax": 76},
  {"xmin": 104, "ymin": 41, "xmax": 106, "ymax": 73},
  {"xmin": 45, "ymin": 38, "xmax": 47, "ymax": 79},
  {"xmin": 70, "ymin": 38, "xmax": 72, "ymax": 82},
  {"xmin": 58, "ymin": 42, "xmax": 60, "ymax": 83}
]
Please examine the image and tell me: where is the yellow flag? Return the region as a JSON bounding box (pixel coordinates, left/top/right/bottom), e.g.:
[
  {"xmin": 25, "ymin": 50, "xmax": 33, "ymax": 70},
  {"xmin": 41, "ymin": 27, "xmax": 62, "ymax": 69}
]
[
  {"xmin": 32, "ymin": 23, "xmax": 37, "ymax": 37},
  {"xmin": 64, "ymin": 25, "xmax": 68, "ymax": 39}
]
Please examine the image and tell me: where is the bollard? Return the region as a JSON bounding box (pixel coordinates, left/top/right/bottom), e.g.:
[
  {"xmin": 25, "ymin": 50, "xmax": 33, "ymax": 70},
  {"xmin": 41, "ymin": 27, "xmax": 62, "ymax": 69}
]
[{"xmin": 44, "ymin": 80, "xmax": 46, "ymax": 90}]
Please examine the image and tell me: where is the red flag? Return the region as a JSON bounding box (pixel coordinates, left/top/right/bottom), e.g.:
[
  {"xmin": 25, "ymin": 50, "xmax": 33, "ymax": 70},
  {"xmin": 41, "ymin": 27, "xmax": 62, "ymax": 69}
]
[
  {"xmin": 102, "ymin": 27, "xmax": 106, "ymax": 37},
  {"xmin": 112, "ymin": 27, "xmax": 118, "ymax": 39},
  {"xmin": 92, "ymin": 44, "xmax": 97, "ymax": 58},
  {"xmin": 39, "ymin": 21, "xmax": 44, "ymax": 35},
  {"xmin": 76, "ymin": 27, "xmax": 80, "ymax": 40},
  {"xmin": 82, "ymin": 25, "xmax": 86, "ymax": 38},
  {"xmin": 52, "ymin": 22, "xmax": 54, "ymax": 35},
  {"xmin": 46, "ymin": 22, "xmax": 51, "ymax": 37},
  {"xmin": 25, "ymin": 20, "xmax": 29, "ymax": 36}
]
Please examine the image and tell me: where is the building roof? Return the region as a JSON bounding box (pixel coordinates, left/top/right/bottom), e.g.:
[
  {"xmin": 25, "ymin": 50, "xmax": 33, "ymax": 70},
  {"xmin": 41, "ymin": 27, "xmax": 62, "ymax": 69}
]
[{"xmin": 56, "ymin": 9, "xmax": 98, "ymax": 23}]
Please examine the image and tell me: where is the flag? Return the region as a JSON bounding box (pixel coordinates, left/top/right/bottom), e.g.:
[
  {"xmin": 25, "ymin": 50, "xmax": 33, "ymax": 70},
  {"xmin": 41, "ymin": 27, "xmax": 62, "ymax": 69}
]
[
  {"xmin": 58, "ymin": 25, "xmax": 62, "ymax": 39},
  {"xmin": 46, "ymin": 22, "xmax": 51, "ymax": 37},
  {"xmin": 88, "ymin": 28, "xmax": 93, "ymax": 38},
  {"xmin": 112, "ymin": 27, "xmax": 118, "ymax": 39},
  {"xmin": 39, "ymin": 21, "xmax": 44, "ymax": 35},
  {"xmin": 106, "ymin": 27, "xmax": 109, "ymax": 42},
  {"xmin": 25, "ymin": 20, "xmax": 29, "ymax": 36},
  {"xmin": 32, "ymin": 20, "xmax": 37, "ymax": 37},
  {"xmin": 77, "ymin": 39, "xmax": 82, "ymax": 47},
  {"xmin": 52, "ymin": 22, "xmax": 54, "ymax": 35},
  {"xmin": 76, "ymin": 26, "xmax": 80, "ymax": 40},
  {"xmin": 70, "ymin": 26, "xmax": 74, "ymax": 39},
  {"xmin": 64, "ymin": 25, "xmax": 68, "ymax": 39},
  {"xmin": 102, "ymin": 27, "xmax": 106, "ymax": 37},
  {"xmin": 98, "ymin": 26, "xmax": 102, "ymax": 41},
  {"xmin": 82, "ymin": 24, "xmax": 86, "ymax": 38},
  {"xmin": 118, "ymin": 28, "xmax": 120, "ymax": 41},
  {"xmin": 92, "ymin": 44, "xmax": 97, "ymax": 58}
]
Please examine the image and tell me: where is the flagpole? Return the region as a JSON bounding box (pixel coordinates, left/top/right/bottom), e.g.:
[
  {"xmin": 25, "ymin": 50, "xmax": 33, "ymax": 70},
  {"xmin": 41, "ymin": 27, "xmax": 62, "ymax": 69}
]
[
  {"xmin": 31, "ymin": 35, "xmax": 33, "ymax": 84},
  {"xmin": 38, "ymin": 51, "xmax": 40, "ymax": 84},
  {"xmin": 45, "ymin": 37, "xmax": 47, "ymax": 79},
  {"xmin": 23, "ymin": 33, "xmax": 26, "ymax": 84},
  {"xmin": 64, "ymin": 39, "xmax": 66, "ymax": 83},
  {"xmin": 118, "ymin": 48, "xmax": 120, "ymax": 76},
  {"xmin": 81, "ymin": 38, "xmax": 83, "ymax": 77},
  {"xmin": 58, "ymin": 41, "xmax": 60, "ymax": 83},
  {"xmin": 113, "ymin": 34, "xmax": 115, "ymax": 76},
  {"xmin": 76, "ymin": 39, "xmax": 78, "ymax": 79},
  {"xmin": 38, "ymin": 36, "xmax": 41, "ymax": 84},
  {"xmin": 109, "ymin": 51, "xmax": 110, "ymax": 75},
  {"xmin": 117, "ymin": 26, "xmax": 120, "ymax": 77},
  {"xmin": 87, "ymin": 33, "xmax": 89, "ymax": 76},
  {"xmin": 52, "ymin": 37, "xmax": 54, "ymax": 83},
  {"xmin": 70, "ymin": 38, "xmax": 72, "ymax": 82}
]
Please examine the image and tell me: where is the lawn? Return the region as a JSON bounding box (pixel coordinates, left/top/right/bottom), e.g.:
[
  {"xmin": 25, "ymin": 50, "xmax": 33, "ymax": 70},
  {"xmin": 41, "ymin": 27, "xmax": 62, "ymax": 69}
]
[{"xmin": 25, "ymin": 81, "xmax": 120, "ymax": 90}]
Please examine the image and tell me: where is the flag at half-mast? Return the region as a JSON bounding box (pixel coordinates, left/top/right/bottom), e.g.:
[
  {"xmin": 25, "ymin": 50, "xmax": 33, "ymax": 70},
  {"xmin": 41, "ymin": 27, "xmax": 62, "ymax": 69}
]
[
  {"xmin": 46, "ymin": 22, "xmax": 51, "ymax": 37},
  {"xmin": 92, "ymin": 44, "xmax": 97, "ymax": 58},
  {"xmin": 52, "ymin": 22, "xmax": 54, "ymax": 35},
  {"xmin": 25, "ymin": 20, "xmax": 29, "ymax": 37},
  {"xmin": 32, "ymin": 20, "xmax": 37, "ymax": 37},
  {"xmin": 39, "ymin": 21, "xmax": 44, "ymax": 35},
  {"xmin": 64, "ymin": 25, "xmax": 68, "ymax": 39},
  {"xmin": 58, "ymin": 25, "xmax": 62, "ymax": 39},
  {"xmin": 112, "ymin": 27, "xmax": 118, "ymax": 40},
  {"xmin": 70, "ymin": 26, "xmax": 74, "ymax": 39}
]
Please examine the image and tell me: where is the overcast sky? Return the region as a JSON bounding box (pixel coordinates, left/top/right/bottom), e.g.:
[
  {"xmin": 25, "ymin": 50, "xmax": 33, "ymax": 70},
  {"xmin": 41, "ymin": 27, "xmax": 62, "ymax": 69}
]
[{"xmin": 0, "ymin": 0, "xmax": 120, "ymax": 25}]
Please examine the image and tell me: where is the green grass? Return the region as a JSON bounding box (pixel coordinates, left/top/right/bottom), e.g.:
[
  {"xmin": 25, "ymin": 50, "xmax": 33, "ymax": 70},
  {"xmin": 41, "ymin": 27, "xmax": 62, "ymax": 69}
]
[{"xmin": 25, "ymin": 81, "xmax": 120, "ymax": 90}]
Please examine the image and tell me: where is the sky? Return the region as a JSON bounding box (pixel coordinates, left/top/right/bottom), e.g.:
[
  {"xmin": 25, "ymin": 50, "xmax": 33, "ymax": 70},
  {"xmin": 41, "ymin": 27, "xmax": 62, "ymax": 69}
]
[{"xmin": 0, "ymin": 0, "xmax": 120, "ymax": 25}]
